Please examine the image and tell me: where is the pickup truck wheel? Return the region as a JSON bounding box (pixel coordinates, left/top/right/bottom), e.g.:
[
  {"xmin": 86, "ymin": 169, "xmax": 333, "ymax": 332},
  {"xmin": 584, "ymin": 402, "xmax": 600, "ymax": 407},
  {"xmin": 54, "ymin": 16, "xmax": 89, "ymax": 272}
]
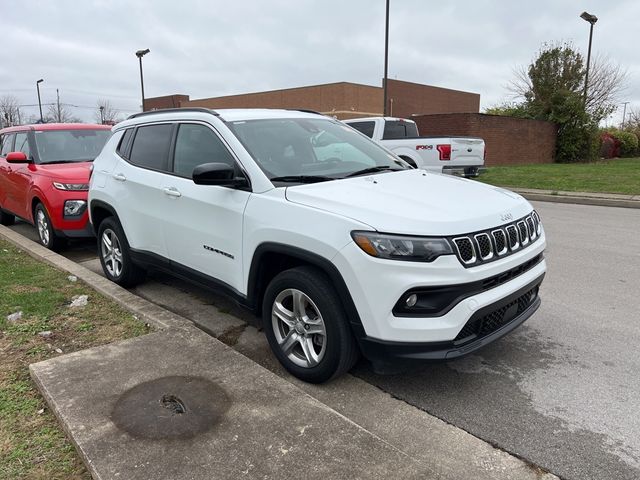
[
  {"xmin": 97, "ymin": 216, "xmax": 146, "ymax": 287},
  {"xmin": 263, "ymin": 266, "xmax": 359, "ymax": 383},
  {"xmin": 400, "ymin": 156, "xmax": 417, "ymax": 168},
  {"xmin": 34, "ymin": 204, "xmax": 66, "ymax": 251},
  {"xmin": 0, "ymin": 208, "xmax": 15, "ymax": 226}
]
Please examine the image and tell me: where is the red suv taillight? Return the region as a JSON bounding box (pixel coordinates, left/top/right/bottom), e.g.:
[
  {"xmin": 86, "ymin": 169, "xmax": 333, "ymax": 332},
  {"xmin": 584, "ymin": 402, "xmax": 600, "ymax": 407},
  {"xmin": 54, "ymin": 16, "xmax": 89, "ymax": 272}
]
[{"xmin": 437, "ymin": 144, "xmax": 451, "ymax": 161}]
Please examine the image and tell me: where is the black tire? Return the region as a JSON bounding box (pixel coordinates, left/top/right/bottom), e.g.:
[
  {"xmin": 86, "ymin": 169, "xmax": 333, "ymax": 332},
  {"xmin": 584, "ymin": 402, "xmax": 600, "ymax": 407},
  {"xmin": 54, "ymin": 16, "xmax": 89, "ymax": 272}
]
[
  {"xmin": 97, "ymin": 216, "xmax": 146, "ymax": 287},
  {"xmin": 400, "ymin": 156, "xmax": 417, "ymax": 168},
  {"xmin": 0, "ymin": 208, "xmax": 15, "ymax": 226},
  {"xmin": 34, "ymin": 203, "xmax": 66, "ymax": 251},
  {"xmin": 262, "ymin": 266, "xmax": 359, "ymax": 383}
]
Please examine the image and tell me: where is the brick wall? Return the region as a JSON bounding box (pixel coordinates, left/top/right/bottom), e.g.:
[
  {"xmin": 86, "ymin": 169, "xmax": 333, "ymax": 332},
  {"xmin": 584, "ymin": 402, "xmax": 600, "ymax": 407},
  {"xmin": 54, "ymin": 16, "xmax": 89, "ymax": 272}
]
[
  {"xmin": 144, "ymin": 94, "xmax": 190, "ymax": 111},
  {"xmin": 386, "ymin": 79, "xmax": 480, "ymax": 118},
  {"xmin": 182, "ymin": 83, "xmax": 383, "ymax": 119},
  {"xmin": 412, "ymin": 113, "xmax": 557, "ymax": 166}
]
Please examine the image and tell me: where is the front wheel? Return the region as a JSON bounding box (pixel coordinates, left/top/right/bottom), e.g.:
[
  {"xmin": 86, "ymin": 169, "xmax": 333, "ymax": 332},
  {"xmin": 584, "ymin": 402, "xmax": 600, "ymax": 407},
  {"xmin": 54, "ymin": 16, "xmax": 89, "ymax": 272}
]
[
  {"xmin": 262, "ymin": 266, "xmax": 359, "ymax": 383},
  {"xmin": 34, "ymin": 203, "xmax": 65, "ymax": 250},
  {"xmin": 97, "ymin": 216, "xmax": 146, "ymax": 287}
]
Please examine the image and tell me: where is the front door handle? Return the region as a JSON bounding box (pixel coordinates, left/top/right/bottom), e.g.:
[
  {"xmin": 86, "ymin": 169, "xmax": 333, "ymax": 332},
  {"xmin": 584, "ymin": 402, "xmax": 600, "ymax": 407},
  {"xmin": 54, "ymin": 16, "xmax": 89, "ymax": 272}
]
[
  {"xmin": 163, "ymin": 187, "xmax": 182, "ymax": 198},
  {"xmin": 112, "ymin": 173, "xmax": 126, "ymax": 182}
]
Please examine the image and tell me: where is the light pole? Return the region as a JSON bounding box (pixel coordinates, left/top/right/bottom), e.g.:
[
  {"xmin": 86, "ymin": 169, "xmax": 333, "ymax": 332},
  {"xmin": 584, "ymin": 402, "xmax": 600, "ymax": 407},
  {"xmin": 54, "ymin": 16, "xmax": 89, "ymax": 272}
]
[
  {"xmin": 621, "ymin": 101, "xmax": 629, "ymax": 128},
  {"xmin": 135, "ymin": 49, "xmax": 150, "ymax": 111},
  {"xmin": 383, "ymin": 0, "xmax": 390, "ymax": 116},
  {"xmin": 580, "ymin": 11, "xmax": 598, "ymax": 103},
  {"xmin": 36, "ymin": 79, "xmax": 44, "ymax": 123},
  {"xmin": 99, "ymin": 105, "xmax": 105, "ymax": 124}
]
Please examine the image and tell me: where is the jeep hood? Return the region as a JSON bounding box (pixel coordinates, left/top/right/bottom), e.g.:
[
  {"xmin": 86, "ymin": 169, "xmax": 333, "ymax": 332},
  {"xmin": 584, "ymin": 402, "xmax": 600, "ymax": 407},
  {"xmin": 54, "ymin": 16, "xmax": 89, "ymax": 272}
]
[{"xmin": 285, "ymin": 170, "xmax": 533, "ymax": 236}]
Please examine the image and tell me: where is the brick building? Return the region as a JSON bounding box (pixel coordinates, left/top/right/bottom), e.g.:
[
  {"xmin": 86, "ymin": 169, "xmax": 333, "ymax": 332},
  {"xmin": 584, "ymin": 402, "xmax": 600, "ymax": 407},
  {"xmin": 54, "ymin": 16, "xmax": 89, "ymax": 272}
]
[
  {"xmin": 413, "ymin": 113, "xmax": 557, "ymax": 166},
  {"xmin": 144, "ymin": 79, "xmax": 480, "ymax": 119}
]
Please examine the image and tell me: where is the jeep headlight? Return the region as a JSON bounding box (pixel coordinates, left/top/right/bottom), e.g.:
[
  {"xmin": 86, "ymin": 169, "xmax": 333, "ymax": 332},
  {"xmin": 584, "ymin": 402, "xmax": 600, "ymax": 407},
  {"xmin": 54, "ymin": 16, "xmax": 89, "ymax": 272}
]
[{"xmin": 351, "ymin": 231, "xmax": 453, "ymax": 262}]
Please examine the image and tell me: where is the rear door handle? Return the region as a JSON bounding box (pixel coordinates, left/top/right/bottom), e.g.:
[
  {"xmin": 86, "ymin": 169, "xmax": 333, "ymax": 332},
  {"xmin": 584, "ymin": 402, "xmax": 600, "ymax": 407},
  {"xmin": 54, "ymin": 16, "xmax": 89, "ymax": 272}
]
[
  {"xmin": 163, "ymin": 187, "xmax": 182, "ymax": 198},
  {"xmin": 112, "ymin": 173, "xmax": 126, "ymax": 182}
]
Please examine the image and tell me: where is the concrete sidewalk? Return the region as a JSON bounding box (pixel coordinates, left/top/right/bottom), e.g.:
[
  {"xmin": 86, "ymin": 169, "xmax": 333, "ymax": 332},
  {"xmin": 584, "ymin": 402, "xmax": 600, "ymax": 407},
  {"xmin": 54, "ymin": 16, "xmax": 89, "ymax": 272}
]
[
  {"xmin": 512, "ymin": 187, "xmax": 640, "ymax": 209},
  {"xmin": 2, "ymin": 225, "xmax": 558, "ymax": 480}
]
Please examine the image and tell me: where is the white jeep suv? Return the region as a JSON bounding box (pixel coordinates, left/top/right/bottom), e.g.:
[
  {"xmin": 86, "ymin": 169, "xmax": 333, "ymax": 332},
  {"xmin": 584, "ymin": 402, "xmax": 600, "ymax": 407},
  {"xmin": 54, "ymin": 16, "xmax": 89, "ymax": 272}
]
[{"xmin": 89, "ymin": 108, "xmax": 546, "ymax": 383}]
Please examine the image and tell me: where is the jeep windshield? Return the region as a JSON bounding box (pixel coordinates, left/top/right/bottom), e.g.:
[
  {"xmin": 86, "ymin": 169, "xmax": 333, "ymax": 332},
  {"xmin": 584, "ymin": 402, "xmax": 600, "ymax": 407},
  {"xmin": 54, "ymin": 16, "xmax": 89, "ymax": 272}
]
[
  {"xmin": 35, "ymin": 129, "xmax": 111, "ymax": 164},
  {"xmin": 227, "ymin": 117, "xmax": 408, "ymax": 184}
]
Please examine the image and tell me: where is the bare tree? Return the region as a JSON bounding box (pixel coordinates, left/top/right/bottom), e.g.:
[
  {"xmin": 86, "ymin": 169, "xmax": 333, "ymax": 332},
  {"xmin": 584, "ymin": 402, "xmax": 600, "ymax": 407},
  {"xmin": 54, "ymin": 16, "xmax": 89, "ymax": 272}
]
[
  {"xmin": 0, "ymin": 95, "xmax": 22, "ymax": 127},
  {"xmin": 95, "ymin": 99, "xmax": 120, "ymax": 124},
  {"xmin": 46, "ymin": 102, "xmax": 80, "ymax": 123},
  {"xmin": 585, "ymin": 53, "xmax": 628, "ymax": 119}
]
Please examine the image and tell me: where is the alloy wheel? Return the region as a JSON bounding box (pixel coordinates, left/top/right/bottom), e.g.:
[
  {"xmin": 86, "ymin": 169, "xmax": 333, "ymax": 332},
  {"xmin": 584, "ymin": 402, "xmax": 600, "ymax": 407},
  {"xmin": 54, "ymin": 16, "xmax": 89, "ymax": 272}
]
[
  {"xmin": 101, "ymin": 228, "xmax": 124, "ymax": 278},
  {"xmin": 271, "ymin": 288, "xmax": 327, "ymax": 368},
  {"xmin": 36, "ymin": 209, "xmax": 50, "ymax": 246}
]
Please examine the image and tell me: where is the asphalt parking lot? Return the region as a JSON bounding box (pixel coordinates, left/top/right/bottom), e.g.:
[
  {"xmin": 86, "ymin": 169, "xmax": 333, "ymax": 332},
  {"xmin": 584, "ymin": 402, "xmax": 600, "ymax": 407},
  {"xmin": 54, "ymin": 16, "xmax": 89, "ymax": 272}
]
[{"xmin": 8, "ymin": 200, "xmax": 640, "ymax": 480}]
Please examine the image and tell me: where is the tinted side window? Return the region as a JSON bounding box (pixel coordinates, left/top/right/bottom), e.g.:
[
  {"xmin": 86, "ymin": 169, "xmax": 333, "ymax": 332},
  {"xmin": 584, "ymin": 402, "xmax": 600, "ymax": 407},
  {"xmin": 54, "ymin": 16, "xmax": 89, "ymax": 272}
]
[
  {"xmin": 14, "ymin": 133, "xmax": 32, "ymax": 159},
  {"xmin": 173, "ymin": 124, "xmax": 235, "ymax": 178},
  {"xmin": 382, "ymin": 121, "xmax": 418, "ymax": 139},
  {"xmin": 1, "ymin": 134, "xmax": 14, "ymax": 156},
  {"xmin": 348, "ymin": 121, "xmax": 375, "ymax": 138},
  {"xmin": 117, "ymin": 128, "xmax": 134, "ymax": 159},
  {"xmin": 128, "ymin": 124, "xmax": 173, "ymax": 171}
]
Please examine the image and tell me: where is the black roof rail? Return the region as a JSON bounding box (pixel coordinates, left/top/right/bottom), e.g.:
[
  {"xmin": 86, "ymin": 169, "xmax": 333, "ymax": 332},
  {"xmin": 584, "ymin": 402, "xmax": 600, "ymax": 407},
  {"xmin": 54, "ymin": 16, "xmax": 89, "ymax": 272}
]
[{"xmin": 127, "ymin": 107, "xmax": 219, "ymax": 120}]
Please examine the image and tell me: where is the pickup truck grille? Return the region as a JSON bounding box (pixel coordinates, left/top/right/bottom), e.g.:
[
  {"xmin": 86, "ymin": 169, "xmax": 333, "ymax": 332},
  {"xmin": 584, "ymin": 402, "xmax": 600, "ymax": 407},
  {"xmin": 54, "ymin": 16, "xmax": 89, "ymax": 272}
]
[{"xmin": 450, "ymin": 212, "xmax": 542, "ymax": 268}]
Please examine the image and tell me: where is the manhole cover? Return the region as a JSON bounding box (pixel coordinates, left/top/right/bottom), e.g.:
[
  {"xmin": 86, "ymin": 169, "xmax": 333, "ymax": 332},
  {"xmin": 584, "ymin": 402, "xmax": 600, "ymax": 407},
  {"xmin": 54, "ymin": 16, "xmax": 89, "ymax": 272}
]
[{"xmin": 111, "ymin": 376, "xmax": 230, "ymax": 439}]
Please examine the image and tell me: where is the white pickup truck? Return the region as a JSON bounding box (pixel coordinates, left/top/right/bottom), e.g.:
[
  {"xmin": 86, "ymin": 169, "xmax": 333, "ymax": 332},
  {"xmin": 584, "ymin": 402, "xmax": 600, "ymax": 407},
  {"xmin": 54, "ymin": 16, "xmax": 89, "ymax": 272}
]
[{"xmin": 344, "ymin": 117, "xmax": 485, "ymax": 177}]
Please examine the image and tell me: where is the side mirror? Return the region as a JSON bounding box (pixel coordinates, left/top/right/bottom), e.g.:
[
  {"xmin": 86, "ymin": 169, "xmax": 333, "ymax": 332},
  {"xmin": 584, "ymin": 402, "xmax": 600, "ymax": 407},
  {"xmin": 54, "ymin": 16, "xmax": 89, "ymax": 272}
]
[
  {"xmin": 192, "ymin": 162, "xmax": 249, "ymax": 188},
  {"xmin": 6, "ymin": 152, "xmax": 29, "ymax": 163}
]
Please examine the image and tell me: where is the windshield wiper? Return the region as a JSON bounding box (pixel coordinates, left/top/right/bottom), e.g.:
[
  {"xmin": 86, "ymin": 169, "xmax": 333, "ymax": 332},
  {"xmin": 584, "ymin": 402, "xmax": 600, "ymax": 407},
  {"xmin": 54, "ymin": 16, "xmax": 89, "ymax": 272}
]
[
  {"xmin": 344, "ymin": 166, "xmax": 400, "ymax": 178},
  {"xmin": 270, "ymin": 175, "xmax": 334, "ymax": 184}
]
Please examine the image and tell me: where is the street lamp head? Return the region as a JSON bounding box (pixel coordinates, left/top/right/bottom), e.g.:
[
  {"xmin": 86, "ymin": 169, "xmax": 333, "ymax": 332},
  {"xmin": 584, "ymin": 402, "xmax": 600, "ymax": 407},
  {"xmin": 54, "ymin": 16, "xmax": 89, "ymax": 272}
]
[
  {"xmin": 135, "ymin": 48, "xmax": 150, "ymax": 58},
  {"xmin": 580, "ymin": 11, "xmax": 598, "ymax": 25},
  {"xmin": 37, "ymin": 79, "xmax": 44, "ymax": 84}
]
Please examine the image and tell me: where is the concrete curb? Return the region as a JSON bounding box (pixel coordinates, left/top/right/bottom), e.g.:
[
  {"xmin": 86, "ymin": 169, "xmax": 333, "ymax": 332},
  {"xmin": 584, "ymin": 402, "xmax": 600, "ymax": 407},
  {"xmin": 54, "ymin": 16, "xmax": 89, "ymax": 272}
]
[{"xmin": 511, "ymin": 188, "xmax": 640, "ymax": 209}]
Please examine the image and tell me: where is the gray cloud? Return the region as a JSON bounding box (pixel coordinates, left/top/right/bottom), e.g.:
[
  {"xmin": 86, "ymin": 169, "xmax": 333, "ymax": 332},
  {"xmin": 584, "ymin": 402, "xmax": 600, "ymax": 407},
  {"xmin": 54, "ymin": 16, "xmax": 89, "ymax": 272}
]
[{"xmin": 2, "ymin": 0, "xmax": 635, "ymax": 125}]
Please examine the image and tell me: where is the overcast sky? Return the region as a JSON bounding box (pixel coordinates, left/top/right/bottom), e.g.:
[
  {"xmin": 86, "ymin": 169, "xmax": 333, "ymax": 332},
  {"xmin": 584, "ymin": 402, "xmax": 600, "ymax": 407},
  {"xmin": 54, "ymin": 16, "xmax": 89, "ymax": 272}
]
[{"xmin": 2, "ymin": 0, "xmax": 637, "ymax": 124}]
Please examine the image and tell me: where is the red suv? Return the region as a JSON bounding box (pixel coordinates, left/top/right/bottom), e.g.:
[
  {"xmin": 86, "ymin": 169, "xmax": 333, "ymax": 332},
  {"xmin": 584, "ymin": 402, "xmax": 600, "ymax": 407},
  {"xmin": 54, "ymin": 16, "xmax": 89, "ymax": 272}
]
[{"xmin": 0, "ymin": 123, "xmax": 111, "ymax": 249}]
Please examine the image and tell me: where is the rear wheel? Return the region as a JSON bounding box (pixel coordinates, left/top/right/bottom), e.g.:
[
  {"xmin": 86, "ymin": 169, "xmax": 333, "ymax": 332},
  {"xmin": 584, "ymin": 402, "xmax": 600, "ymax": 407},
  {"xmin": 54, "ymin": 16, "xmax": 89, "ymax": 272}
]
[
  {"xmin": 97, "ymin": 216, "xmax": 146, "ymax": 287},
  {"xmin": 34, "ymin": 204, "xmax": 66, "ymax": 250},
  {"xmin": 263, "ymin": 266, "xmax": 359, "ymax": 383}
]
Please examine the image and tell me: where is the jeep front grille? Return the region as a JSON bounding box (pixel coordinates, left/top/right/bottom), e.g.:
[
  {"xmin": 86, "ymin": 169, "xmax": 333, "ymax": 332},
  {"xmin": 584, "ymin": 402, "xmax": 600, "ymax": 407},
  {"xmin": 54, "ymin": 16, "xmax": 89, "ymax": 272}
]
[{"xmin": 448, "ymin": 212, "xmax": 542, "ymax": 268}]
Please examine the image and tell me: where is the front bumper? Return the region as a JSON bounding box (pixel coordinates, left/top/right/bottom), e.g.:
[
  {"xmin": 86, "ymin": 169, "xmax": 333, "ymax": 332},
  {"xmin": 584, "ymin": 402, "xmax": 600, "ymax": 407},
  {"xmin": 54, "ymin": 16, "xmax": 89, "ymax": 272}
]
[
  {"xmin": 357, "ymin": 273, "xmax": 543, "ymax": 361},
  {"xmin": 332, "ymin": 229, "xmax": 547, "ymax": 345}
]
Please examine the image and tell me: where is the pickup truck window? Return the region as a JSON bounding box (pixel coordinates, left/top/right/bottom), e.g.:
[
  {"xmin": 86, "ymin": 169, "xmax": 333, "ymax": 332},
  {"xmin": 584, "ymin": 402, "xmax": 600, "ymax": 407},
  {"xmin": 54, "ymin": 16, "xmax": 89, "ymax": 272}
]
[
  {"xmin": 348, "ymin": 121, "xmax": 375, "ymax": 138},
  {"xmin": 382, "ymin": 121, "xmax": 419, "ymax": 140},
  {"xmin": 228, "ymin": 118, "xmax": 405, "ymax": 181}
]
